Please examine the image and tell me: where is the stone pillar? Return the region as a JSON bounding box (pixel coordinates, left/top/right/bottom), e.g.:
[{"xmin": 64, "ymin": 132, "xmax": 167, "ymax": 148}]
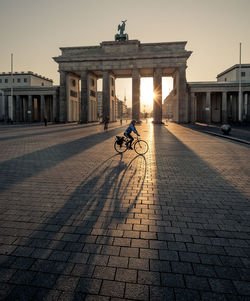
[
  {"xmin": 177, "ymin": 66, "xmax": 188, "ymax": 123},
  {"xmin": 23, "ymin": 97, "xmax": 27, "ymax": 122},
  {"xmin": 28, "ymin": 95, "xmax": 33, "ymax": 122},
  {"xmin": 132, "ymin": 69, "xmax": 140, "ymax": 122},
  {"xmin": 80, "ymin": 70, "xmax": 89, "ymax": 123},
  {"xmin": 222, "ymin": 91, "xmax": 227, "ymax": 123},
  {"xmin": 59, "ymin": 71, "xmax": 67, "ymax": 122},
  {"xmin": 4, "ymin": 95, "xmax": 9, "ymax": 120},
  {"xmin": 52, "ymin": 93, "xmax": 57, "ymax": 123},
  {"xmin": 190, "ymin": 92, "xmax": 195, "ymax": 123},
  {"xmin": 153, "ymin": 68, "xmax": 162, "ymax": 123},
  {"xmin": 19, "ymin": 97, "xmax": 23, "ymax": 122},
  {"xmin": 102, "ymin": 71, "xmax": 110, "ymax": 122},
  {"xmin": 16, "ymin": 95, "xmax": 20, "ymax": 122},
  {"xmin": 205, "ymin": 92, "xmax": 211, "ymax": 124},
  {"xmin": 40, "ymin": 95, "xmax": 45, "ymax": 122}
]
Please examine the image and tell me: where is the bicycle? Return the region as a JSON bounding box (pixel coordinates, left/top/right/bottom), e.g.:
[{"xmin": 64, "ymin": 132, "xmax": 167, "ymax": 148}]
[{"xmin": 114, "ymin": 135, "xmax": 149, "ymax": 155}]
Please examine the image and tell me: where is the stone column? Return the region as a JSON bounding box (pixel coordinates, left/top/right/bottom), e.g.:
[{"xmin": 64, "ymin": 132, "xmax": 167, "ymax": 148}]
[
  {"xmin": 80, "ymin": 70, "xmax": 89, "ymax": 123},
  {"xmin": 52, "ymin": 93, "xmax": 57, "ymax": 122},
  {"xmin": 23, "ymin": 97, "xmax": 27, "ymax": 122},
  {"xmin": 4, "ymin": 95, "xmax": 9, "ymax": 120},
  {"xmin": 16, "ymin": 95, "xmax": 20, "ymax": 122},
  {"xmin": 28, "ymin": 95, "xmax": 33, "ymax": 122},
  {"xmin": 153, "ymin": 68, "xmax": 162, "ymax": 123},
  {"xmin": 177, "ymin": 66, "xmax": 188, "ymax": 123},
  {"xmin": 190, "ymin": 92, "xmax": 195, "ymax": 123},
  {"xmin": 222, "ymin": 91, "xmax": 227, "ymax": 123},
  {"xmin": 40, "ymin": 95, "xmax": 45, "ymax": 122},
  {"xmin": 59, "ymin": 71, "xmax": 67, "ymax": 122},
  {"xmin": 19, "ymin": 97, "xmax": 23, "ymax": 122},
  {"xmin": 205, "ymin": 92, "xmax": 211, "ymax": 124},
  {"xmin": 132, "ymin": 69, "xmax": 140, "ymax": 122},
  {"xmin": 102, "ymin": 71, "xmax": 110, "ymax": 122}
]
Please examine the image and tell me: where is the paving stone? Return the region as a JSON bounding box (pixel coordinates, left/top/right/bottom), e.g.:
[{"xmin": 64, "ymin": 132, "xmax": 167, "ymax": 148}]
[
  {"xmin": 101, "ymin": 245, "xmax": 120, "ymax": 256},
  {"xmin": 120, "ymin": 247, "xmax": 139, "ymax": 258},
  {"xmin": 9, "ymin": 270, "xmax": 37, "ymax": 285},
  {"xmin": 31, "ymin": 272, "xmax": 59, "ymax": 288},
  {"xmin": 100, "ymin": 280, "xmax": 125, "ymax": 298},
  {"xmin": 233, "ymin": 280, "xmax": 250, "ymax": 296},
  {"xmin": 129, "ymin": 258, "xmax": 149, "ymax": 271},
  {"xmin": 108, "ymin": 256, "xmax": 128, "ymax": 268},
  {"xmin": 159, "ymin": 249, "xmax": 178, "ymax": 261},
  {"xmin": 150, "ymin": 259, "xmax": 171, "ymax": 272},
  {"xmin": 150, "ymin": 286, "xmax": 175, "ymax": 301},
  {"xmin": 115, "ymin": 268, "xmax": 137, "ymax": 282},
  {"xmin": 93, "ymin": 266, "xmax": 116, "ymax": 280},
  {"xmin": 161, "ymin": 272, "xmax": 185, "ymax": 288},
  {"xmin": 209, "ymin": 278, "xmax": 236, "ymax": 294},
  {"xmin": 113, "ymin": 237, "xmax": 131, "ymax": 247},
  {"xmin": 174, "ymin": 288, "xmax": 201, "ymax": 301},
  {"xmin": 0, "ymin": 267, "xmax": 17, "ymax": 282},
  {"xmin": 71, "ymin": 263, "xmax": 95, "ymax": 278},
  {"xmin": 138, "ymin": 270, "xmax": 160, "ymax": 285},
  {"xmin": 171, "ymin": 261, "xmax": 194, "ymax": 275},
  {"xmin": 140, "ymin": 248, "xmax": 159, "ymax": 259},
  {"xmin": 33, "ymin": 288, "xmax": 61, "ymax": 301},
  {"xmin": 76, "ymin": 277, "xmax": 102, "ymax": 294},
  {"xmin": 131, "ymin": 239, "xmax": 149, "ymax": 248},
  {"xmin": 125, "ymin": 283, "xmax": 149, "ymax": 300}
]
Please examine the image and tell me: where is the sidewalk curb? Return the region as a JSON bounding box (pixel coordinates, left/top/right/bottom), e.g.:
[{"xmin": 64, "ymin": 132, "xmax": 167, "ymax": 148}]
[{"xmin": 203, "ymin": 130, "xmax": 250, "ymax": 145}]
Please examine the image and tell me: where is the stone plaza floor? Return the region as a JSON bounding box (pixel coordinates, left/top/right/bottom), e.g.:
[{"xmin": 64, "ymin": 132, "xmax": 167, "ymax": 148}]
[{"xmin": 0, "ymin": 121, "xmax": 250, "ymax": 300}]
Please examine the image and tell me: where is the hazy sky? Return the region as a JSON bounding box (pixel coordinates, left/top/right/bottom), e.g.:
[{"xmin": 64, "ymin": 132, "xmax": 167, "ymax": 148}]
[{"xmin": 1, "ymin": 0, "xmax": 250, "ymax": 107}]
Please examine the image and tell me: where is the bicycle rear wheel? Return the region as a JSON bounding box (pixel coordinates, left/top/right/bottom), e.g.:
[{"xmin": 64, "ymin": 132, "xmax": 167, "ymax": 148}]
[
  {"xmin": 134, "ymin": 139, "xmax": 149, "ymax": 155},
  {"xmin": 114, "ymin": 141, "xmax": 127, "ymax": 153}
]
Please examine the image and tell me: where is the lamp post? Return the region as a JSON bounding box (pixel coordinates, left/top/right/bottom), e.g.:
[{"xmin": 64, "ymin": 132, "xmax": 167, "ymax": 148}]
[
  {"xmin": 238, "ymin": 43, "xmax": 242, "ymax": 122},
  {"xmin": 10, "ymin": 53, "xmax": 14, "ymax": 122}
]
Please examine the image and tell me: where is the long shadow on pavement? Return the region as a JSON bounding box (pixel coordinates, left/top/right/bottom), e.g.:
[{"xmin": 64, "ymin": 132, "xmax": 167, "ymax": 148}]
[
  {"xmin": 150, "ymin": 124, "xmax": 250, "ymax": 300},
  {"xmin": 0, "ymin": 126, "xmax": 125, "ymax": 193},
  {"xmin": 2, "ymin": 153, "xmax": 147, "ymax": 300}
]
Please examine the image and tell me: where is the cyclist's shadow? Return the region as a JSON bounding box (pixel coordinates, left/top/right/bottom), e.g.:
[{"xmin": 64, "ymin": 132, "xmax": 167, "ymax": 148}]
[
  {"xmin": 27, "ymin": 153, "xmax": 147, "ymax": 299},
  {"xmin": 70, "ymin": 152, "xmax": 147, "ymax": 220}
]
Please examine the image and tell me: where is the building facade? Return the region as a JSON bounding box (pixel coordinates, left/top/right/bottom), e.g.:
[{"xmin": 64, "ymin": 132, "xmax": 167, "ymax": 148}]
[
  {"xmin": 163, "ymin": 64, "xmax": 250, "ymax": 123},
  {"xmin": 217, "ymin": 64, "xmax": 250, "ymax": 83},
  {"xmin": 0, "ymin": 72, "xmax": 59, "ymax": 122}
]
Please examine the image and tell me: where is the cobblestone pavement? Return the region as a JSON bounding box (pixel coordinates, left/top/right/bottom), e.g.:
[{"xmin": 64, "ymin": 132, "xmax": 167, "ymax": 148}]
[{"xmin": 0, "ymin": 121, "xmax": 250, "ymax": 301}]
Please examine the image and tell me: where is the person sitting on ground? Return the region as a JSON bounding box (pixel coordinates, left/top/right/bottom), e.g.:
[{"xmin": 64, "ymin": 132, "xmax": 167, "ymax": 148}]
[{"xmin": 124, "ymin": 119, "xmax": 140, "ymax": 149}]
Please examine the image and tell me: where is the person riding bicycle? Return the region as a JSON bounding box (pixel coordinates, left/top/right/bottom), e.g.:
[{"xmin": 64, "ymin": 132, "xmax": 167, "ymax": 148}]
[{"xmin": 124, "ymin": 120, "xmax": 140, "ymax": 149}]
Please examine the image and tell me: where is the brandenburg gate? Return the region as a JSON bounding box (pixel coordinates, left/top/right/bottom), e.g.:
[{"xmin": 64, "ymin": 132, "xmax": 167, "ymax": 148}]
[{"xmin": 53, "ymin": 27, "xmax": 192, "ymax": 123}]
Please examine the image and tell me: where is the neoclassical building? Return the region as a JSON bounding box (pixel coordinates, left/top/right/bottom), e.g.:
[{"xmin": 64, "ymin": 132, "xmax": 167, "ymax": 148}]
[
  {"xmin": 53, "ymin": 39, "xmax": 192, "ymax": 123},
  {"xmin": 163, "ymin": 64, "xmax": 250, "ymax": 123},
  {"xmin": 0, "ymin": 72, "xmax": 59, "ymax": 122}
]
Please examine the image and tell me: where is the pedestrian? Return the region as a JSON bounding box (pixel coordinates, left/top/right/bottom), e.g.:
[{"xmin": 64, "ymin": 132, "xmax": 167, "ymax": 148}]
[
  {"xmin": 120, "ymin": 116, "xmax": 123, "ymax": 125},
  {"xmin": 104, "ymin": 116, "xmax": 109, "ymax": 131}
]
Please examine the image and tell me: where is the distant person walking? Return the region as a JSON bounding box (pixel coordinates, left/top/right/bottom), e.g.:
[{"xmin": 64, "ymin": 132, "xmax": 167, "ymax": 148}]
[
  {"xmin": 120, "ymin": 116, "xmax": 123, "ymax": 125},
  {"xmin": 104, "ymin": 116, "xmax": 109, "ymax": 131}
]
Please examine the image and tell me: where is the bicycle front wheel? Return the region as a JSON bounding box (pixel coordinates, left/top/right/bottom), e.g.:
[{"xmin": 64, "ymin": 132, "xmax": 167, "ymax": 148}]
[
  {"xmin": 134, "ymin": 139, "xmax": 149, "ymax": 155},
  {"xmin": 114, "ymin": 141, "xmax": 127, "ymax": 153}
]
